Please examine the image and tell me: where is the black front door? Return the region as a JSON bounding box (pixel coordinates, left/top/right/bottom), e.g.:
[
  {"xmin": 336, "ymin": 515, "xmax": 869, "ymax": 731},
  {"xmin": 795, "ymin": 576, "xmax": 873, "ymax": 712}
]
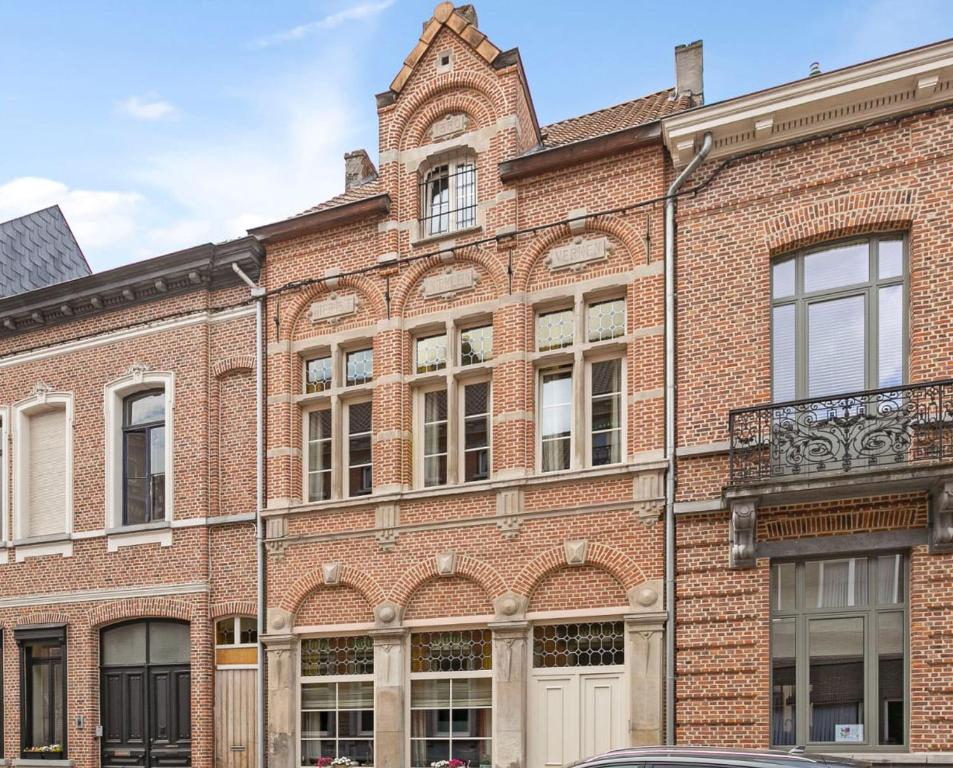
[{"xmin": 101, "ymin": 621, "xmax": 191, "ymax": 768}]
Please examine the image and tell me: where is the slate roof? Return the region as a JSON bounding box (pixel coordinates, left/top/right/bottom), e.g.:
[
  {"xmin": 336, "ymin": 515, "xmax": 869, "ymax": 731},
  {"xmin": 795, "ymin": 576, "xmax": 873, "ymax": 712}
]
[
  {"xmin": 540, "ymin": 88, "xmax": 693, "ymax": 148},
  {"xmin": 0, "ymin": 206, "xmax": 91, "ymax": 298}
]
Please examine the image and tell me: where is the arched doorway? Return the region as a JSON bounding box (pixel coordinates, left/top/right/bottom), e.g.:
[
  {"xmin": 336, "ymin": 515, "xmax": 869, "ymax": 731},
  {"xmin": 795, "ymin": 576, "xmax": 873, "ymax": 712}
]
[{"xmin": 101, "ymin": 620, "xmax": 191, "ymax": 768}]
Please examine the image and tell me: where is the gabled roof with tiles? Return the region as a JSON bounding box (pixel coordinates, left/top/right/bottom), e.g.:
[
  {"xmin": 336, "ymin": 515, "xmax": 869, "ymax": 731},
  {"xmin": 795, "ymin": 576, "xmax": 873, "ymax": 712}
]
[
  {"xmin": 540, "ymin": 89, "xmax": 694, "ymax": 149},
  {"xmin": 0, "ymin": 205, "xmax": 91, "ymax": 298},
  {"xmin": 389, "ymin": 2, "xmax": 501, "ymax": 95},
  {"xmin": 294, "ymin": 178, "xmax": 385, "ymax": 218}
]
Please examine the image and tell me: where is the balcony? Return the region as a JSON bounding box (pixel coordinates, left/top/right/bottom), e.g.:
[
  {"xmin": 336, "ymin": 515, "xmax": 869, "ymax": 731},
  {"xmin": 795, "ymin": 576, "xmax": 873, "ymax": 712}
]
[
  {"xmin": 728, "ymin": 378, "xmax": 953, "ymax": 487},
  {"xmin": 725, "ymin": 379, "xmax": 953, "ymax": 567}
]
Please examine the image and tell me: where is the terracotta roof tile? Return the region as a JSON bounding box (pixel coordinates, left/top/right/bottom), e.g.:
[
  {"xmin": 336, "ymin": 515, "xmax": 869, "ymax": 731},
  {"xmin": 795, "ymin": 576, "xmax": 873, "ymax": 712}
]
[
  {"xmin": 294, "ymin": 179, "xmax": 385, "ymax": 218},
  {"xmin": 540, "ymin": 88, "xmax": 692, "ymax": 148}
]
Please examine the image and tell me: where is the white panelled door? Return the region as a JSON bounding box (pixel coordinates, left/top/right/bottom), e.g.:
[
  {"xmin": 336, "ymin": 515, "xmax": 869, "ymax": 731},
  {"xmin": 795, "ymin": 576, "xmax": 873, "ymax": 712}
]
[{"xmin": 528, "ymin": 669, "xmax": 626, "ymax": 768}]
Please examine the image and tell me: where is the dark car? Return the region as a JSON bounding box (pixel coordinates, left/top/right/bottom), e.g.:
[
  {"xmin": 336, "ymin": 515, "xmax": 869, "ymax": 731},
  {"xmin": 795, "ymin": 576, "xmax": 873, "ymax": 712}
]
[{"xmin": 569, "ymin": 747, "xmax": 870, "ymax": 768}]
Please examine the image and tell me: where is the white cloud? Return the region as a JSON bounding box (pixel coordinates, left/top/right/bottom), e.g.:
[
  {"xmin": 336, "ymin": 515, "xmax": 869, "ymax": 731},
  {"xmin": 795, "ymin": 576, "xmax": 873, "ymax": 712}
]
[
  {"xmin": 117, "ymin": 93, "xmax": 180, "ymax": 121},
  {"xmin": 252, "ymin": 0, "xmax": 394, "ymax": 48},
  {"xmin": 0, "ymin": 176, "xmax": 142, "ymax": 252}
]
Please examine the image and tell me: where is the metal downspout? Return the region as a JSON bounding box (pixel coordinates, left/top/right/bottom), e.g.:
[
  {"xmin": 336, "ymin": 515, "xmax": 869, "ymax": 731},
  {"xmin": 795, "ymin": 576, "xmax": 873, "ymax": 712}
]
[
  {"xmin": 664, "ymin": 132, "xmax": 712, "ymax": 745},
  {"xmin": 232, "ymin": 263, "xmax": 267, "ymax": 768}
]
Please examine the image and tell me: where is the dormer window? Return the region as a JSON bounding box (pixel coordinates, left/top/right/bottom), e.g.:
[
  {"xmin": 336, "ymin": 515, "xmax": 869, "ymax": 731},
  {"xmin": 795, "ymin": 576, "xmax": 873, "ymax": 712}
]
[{"xmin": 420, "ymin": 153, "xmax": 477, "ymax": 238}]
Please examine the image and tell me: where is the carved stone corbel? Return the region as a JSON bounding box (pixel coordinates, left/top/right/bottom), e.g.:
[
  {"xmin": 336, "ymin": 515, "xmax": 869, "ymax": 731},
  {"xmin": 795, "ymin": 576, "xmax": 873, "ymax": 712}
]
[
  {"xmin": 729, "ymin": 499, "xmax": 757, "ymax": 569},
  {"xmin": 375, "ymin": 503, "xmax": 399, "ymax": 551},
  {"xmin": 264, "ymin": 515, "xmax": 289, "ymax": 560},
  {"xmin": 495, "ymin": 487, "xmax": 523, "ymax": 540},
  {"xmin": 633, "ymin": 469, "xmax": 665, "ymax": 527},
  {"xmin": 930, "ymin": 481, "xmax": 953, "ymax": 553}
]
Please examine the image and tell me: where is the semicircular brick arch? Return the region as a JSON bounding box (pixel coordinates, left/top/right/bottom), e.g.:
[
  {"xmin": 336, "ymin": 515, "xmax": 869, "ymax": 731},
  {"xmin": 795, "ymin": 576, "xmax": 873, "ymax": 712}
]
[
  {"xmin": 210, "ymin": 600, "xmax": 258, "ymax": 620},
  {"xmin": 514, "ymin": 216, "xmax": 647, "ymax": 295},
  {"xmin": 391, "ymin": 250, "xmax": 507, "ymax": 317},
  {"xmin": 388, "ymin": 553, "xmax": 507, "ymax": 608},
  {"xmin": 401, "ymin": 91, "xmax": 493, "ymax": 151},
  {"xmin": 87, "ymin": 597, "xmax": 195, "ymax": 630},
  {"xmin": 283, "ymin": 275, "xmax": 388, "ymax": 342},
  {"xmin": 764, "ymin": 190, "xmax": 916, "ymax": 255},
  {"xmin": 386, "ymin": 71, "xmax": 506, "ymax": 152},
  {"xmin": 512, "ymin": 542, "xmax": 646, "ymax": 602},
  {"xmin": 280, "ymin": 564, "xmax": 386, "ymax": 618}
]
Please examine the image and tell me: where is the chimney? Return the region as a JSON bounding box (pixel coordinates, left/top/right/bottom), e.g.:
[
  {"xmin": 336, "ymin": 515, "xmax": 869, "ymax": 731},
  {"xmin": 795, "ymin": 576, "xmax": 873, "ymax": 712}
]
[
  {"xmin": 344, "ymin": 149, "xmax": 378, "ymax": 191},
  {"xmin": 674, "ymin": 40, "xmax": 704, "ymax": 105}
]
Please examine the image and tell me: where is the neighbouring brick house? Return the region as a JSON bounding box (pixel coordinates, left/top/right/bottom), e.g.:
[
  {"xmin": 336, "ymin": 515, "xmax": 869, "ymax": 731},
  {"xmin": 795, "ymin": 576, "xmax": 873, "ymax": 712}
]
[
  {"xmin": 1, "ymin": 5, "xmax": 952, "ymax": 768},
  {"xmin": 663, "ymin": 39, "xmax": 953, "ymax": 762},
  {"xmin": 0, "ymin": 212, "xmax": 263, "ymax": 768}
]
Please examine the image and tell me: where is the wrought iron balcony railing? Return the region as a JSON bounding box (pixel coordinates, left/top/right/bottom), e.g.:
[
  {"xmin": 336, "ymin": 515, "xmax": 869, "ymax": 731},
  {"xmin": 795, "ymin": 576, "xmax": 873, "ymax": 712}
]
[{"xmin": 728, "ymin": 379, "xmax": 953, "ymax": 487}]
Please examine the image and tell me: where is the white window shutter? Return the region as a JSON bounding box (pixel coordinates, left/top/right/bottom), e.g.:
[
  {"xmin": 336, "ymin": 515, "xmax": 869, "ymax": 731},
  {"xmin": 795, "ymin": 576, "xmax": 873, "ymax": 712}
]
[{"xmin": 27, "ymin": 408, "xmax": 67, "ymax": 537}]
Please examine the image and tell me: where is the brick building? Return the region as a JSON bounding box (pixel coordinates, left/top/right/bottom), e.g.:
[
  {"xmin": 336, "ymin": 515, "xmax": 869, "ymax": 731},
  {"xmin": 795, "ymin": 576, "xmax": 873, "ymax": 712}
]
[
  {"xmin": 0, "ymin": 5, "xmax": 952, "ymax": 768},
  {"xmin": 251, "ymin": 5, "xmax": 697, "ymax": 768},
  {"xmin": 664, "ymin": 39, "xmax": 953, "ymax": 761}
]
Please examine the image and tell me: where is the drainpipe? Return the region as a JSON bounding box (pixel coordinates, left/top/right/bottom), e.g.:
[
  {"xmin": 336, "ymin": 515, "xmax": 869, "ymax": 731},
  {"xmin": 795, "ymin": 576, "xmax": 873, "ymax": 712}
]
[
  {"xmin": 664, "ymin": 132, "xmax": 712, "ymax": 745},
  {"xmin": 233, "ymin": 263, "xmax": 267, "ymax": 768}
]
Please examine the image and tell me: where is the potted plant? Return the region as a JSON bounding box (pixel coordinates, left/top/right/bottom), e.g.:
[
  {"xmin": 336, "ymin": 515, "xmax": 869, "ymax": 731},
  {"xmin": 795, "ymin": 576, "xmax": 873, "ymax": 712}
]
[{"xmin": 23, "ymin": 744, "xmax": 64, "ymax": 760}]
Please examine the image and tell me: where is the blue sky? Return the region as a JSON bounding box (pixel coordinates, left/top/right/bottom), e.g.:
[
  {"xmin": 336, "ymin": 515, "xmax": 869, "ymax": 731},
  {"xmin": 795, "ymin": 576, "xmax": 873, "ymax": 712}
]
[{"xmin": 0, "ymin": 0, "xmax": 949, "ymax": 272}]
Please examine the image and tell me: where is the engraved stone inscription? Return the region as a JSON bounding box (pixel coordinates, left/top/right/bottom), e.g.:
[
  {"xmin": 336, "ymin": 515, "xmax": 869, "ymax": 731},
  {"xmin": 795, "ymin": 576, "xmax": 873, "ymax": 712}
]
[
  {"xmin": 422, "ymin": 267, "xmax": 476, "ymax": 299},
  {"xmin": 310, "ymin": 294, "xmax": 356, "ymax": 323},
  {"xmin": 545, "ymin": 236, "xmax": 611, "ymax": 272}
]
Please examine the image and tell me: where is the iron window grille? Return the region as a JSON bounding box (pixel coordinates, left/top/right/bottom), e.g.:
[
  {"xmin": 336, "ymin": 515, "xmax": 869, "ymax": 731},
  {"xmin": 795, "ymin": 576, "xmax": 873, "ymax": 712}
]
[{"xmin": 419, "ymin": 156, "xmax": 477, "ymax": 238}]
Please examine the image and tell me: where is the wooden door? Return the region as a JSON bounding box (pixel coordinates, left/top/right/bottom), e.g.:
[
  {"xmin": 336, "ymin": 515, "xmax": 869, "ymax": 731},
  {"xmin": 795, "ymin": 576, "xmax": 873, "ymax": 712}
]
[{"xmin": 215, "ymin": 668, "xmax": 257, "ymax": 768}]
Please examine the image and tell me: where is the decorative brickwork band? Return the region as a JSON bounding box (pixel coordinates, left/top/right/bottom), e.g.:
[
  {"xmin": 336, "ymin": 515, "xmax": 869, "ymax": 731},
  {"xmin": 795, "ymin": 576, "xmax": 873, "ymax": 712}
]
[
  {"xmin": 87, "ymin": 597, "xmax": 196, "ymax": 629},
  {"xmin": 210, "ymin": 600, "xmax": 258, "ymax": 620},
  {"xmin": 211, "ymin": 355, "xmax": 255, "ymax": 379}
]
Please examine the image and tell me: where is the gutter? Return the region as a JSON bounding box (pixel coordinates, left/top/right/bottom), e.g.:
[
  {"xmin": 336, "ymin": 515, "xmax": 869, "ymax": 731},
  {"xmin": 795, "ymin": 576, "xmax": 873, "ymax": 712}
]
[
  {"xmin": 498, "ymin": 121, "xmax": 662, "ymax": 182},
  {"xmin": 663, "ymin": 131, "xmax": 712, "ymax": 744},
  {"xmin": 232, "ymin": 263, "xmax": 267, "ymax": 768}
]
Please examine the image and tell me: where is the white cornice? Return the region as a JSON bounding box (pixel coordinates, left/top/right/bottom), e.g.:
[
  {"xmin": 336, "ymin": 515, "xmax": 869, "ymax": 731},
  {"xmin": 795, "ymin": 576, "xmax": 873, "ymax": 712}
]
[{"xmin": 663, "ymin": 38, "xmax": 953, "ymax": 166}]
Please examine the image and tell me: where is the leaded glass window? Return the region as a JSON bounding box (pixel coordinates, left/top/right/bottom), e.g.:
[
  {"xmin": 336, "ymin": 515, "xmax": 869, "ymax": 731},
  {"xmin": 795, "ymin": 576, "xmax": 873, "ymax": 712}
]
[
  {"xmin": 532, "ymin": 622, "xmax": 625, "ymax": 668},
  {"xmin": 536, "ymin": 309, "xmax": 574, "ymax": 351},
  {"xmin": 306, "ymin": 355, "xmax": 332, "ymax": 393},
  {"xmin": 300, "ymin": 636, "xmax": 374, "ymax": 676},
  {"xmin": 416, "ymin": 334, "xmax": 448, "ymax": 374},
  {"xmin": 410, "ymin": 630, "xmax": 492, "ymax": 673},
  {"xmin": 587, "ymin": 299, "xmax": 625, "ymax": 342},
  {"xmin": 346, "ymin": 349, "xmax": 373, "ymax": 387},
  {"xmin": 460, "ymin": 325, "xmax": 492, "ymax": 366},
  {"xmin": 300, "ymin": 637, "xmax": 374, "ymax": 767}
]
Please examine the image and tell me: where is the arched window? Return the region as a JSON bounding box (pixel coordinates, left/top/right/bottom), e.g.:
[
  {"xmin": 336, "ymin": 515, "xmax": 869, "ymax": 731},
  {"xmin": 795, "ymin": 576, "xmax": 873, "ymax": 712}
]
[
  {"xmin": 123, "ymin": 389, "xmax": 166, "ymax": 525},
  {"xmin": 420, "ymin": 153, "xmax": 477, "ymax": 238}
]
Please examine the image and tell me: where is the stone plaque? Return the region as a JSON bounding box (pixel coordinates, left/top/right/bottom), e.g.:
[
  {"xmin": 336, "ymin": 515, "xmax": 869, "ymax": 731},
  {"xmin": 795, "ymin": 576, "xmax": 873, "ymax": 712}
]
[
  {"xmin": 545, "ymin": 236, "xmax": 611, "ymax": 272},
  {"xmin": 430, "ymin": 113, "xmax": 468, "ymax": 141},
  {"xmin": 310, "ymin": 294, "xmax": 356, "ymax": 323},
  {"xmin": 422, "ymin": 267, "xmax": 476, "ymax": 300}
]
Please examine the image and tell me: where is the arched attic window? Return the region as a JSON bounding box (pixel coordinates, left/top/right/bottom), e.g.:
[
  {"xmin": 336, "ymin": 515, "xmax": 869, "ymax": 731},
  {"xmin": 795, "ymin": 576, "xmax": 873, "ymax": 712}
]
[{"xmin": 419, "ymin": 151, "xmax": 477, "ymax": 238}]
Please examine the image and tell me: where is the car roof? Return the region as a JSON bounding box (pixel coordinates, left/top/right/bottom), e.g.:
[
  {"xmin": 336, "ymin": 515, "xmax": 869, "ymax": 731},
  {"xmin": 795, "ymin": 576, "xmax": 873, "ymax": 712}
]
[{"xmin": 571, "ymin": 747, "xmax": 865, "ymax": 768}]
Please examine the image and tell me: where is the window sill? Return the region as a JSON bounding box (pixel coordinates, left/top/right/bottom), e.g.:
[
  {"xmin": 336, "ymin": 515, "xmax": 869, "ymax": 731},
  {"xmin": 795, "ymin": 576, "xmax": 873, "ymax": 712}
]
[
  {"xmin": 14, "ymin": 760, "xmax": 74, "ymax": 767},
  {"xmin": 104, "ymin": 520, "xmax": 170, "ymax": 536},
  {"xmin": 107, "ymin": 525, "xmax": 173, "ymax": 552},
  {"xmin": 13, "ymin": 539, "xmax": 73, "ymax": 563},
  {"xmin": 411, "ymin": 224, "xmax": 483, "ymax": 249},
  {"xmin": 271, "ymin": 459, "xmax": 667, "ymax": 516}
]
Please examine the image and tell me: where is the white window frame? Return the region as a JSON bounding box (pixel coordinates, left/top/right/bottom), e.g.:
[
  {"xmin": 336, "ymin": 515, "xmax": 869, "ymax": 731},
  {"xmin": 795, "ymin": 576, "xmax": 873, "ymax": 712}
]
[
  {"xmin": 410, "ymin": 318, "xmax": 494, "ymax": 489},
  {"xmin": 407, "ymin": 630, "xmax": 493, "ymax": 768},
  {"xmin": 12, "ymin": 387, "xmax": 75, "ymax": 541},
  {"xmin": 533, "ymin": 293, "xmax": 628, "ymax": 475},
  {"xmin": 458, "ymin": 376, "xmax": 492, "ymax": 484},
  {"xmin": 418, "ymin": 150, "xmax": 479, "ymax": 240},
  {"xmin": 104, "ymin": 368, "xmax": 175, "ymax": 529},
  {"xmin": 215, "ymin": 616, "xmax": 258, "ymax": 649},
  {"xmin": 344, "ymin": 399, "xmax": 373, "ymax": 498},
  {"xmin": 298, "ymin": 336, "xmax": 375, "ymax": 504},
  {"xmin": 297, "ymin": 636, "xmax": 375, "ymax": 767}
]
